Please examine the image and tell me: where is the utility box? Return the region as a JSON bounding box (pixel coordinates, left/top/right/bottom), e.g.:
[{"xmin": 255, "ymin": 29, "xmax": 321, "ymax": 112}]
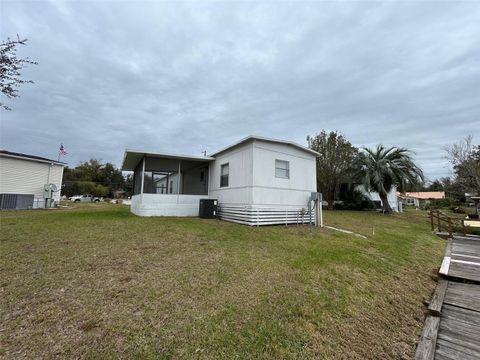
[
  {"xmin": 199, "ymin": 199, "xmax": 218, "ymax": 219},
  {"xmin": 310, "ymin": 192, "xmax": 320, "ymax": 201}
]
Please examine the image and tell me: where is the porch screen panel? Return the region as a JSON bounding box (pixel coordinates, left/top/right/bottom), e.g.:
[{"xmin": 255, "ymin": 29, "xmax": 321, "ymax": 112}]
[
  {"xmin": 133, "ymin": 163, "xmax": 142, "ymax": 195},
  {"xmin": 143, "ymin": 171, "xmax": 179, "ymax": 194}
]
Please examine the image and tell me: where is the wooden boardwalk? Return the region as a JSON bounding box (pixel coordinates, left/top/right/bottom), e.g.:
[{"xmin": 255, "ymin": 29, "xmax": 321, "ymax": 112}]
[
  {"xmin": 416, "ymin": 235, "xmax": 480, "ymax": 360},
  {"xmin": 439, "ymin": 236, "xmax": 480, "ymax": 282}
]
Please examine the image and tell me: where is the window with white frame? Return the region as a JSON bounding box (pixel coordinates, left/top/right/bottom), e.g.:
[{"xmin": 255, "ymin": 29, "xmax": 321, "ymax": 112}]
[
  {"xmin": 220, "ymin": 163, "xmax": 229, "ymax": 187},
  {"xmin": 275, "ymin": 159, "xmax": 290, "ymax": 179}
]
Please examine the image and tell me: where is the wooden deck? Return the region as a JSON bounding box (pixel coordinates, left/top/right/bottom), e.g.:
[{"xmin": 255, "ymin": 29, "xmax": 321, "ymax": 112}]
[
  {"xmin": 439, "ymin": 236, "xmax": 480, "ymax": 282},
  {"xmin": 416, "ymin": 235, "xmax": 480, "ymax": 360}
]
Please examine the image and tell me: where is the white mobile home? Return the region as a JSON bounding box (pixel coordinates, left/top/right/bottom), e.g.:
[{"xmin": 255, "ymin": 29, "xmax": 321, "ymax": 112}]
[
  {"xmin": 0, "ymin": 150, "xmax": 65, "ymax": 209},
  {"xmin": 121, "ymin": 136, "xmax": 319, "ymax": 225},
  {"xmin": 357, "ymin": 185, "xmax": 401, "ymax": 212}
]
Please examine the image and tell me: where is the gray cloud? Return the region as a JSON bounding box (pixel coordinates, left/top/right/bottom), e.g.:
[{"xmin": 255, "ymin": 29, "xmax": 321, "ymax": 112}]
[{"xmin": 1, "ymin": 0, "xmax": 479, "ymax": 180}]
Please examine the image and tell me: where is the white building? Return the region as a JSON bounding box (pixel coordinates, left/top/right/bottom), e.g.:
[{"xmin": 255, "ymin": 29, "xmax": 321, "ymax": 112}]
[
  {"xmin": 121, "ymin": 136, "xmax": 319, "ymax": 225},
  {"xmin": 357, "ymin": 185, "xmax": 400, "ymax": 212},
  {"xmin": 398, "ymin": 191, "xmax": 446, "ymax": 208},
  {"xmin": 0, "ymin": 150, "xmax": 65, "ymax": 209}
]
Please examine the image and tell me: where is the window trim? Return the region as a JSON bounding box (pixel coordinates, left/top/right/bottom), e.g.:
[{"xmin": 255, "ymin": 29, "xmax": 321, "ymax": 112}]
[
  {"xmin": 275, "ymin": 159, "xmax": 290, "ymax": 179},
  {"xmin": 220, "ymin": 163, "xmax": 229, "ymax": 187}
]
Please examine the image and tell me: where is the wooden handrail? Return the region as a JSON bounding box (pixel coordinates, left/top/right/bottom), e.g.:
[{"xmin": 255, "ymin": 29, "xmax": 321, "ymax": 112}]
[{"xmin": 429, "ymin": 210, "xmax": 462, "ymax": 238}]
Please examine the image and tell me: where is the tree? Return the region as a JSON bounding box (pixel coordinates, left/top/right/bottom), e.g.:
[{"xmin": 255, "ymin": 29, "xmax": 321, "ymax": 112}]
[
  {"xmin": 124, "ymin": 174, "xmax": 134, "ymax": 197},
  {"xmin": 307, "ymin": 131, "xmax": 358, "ymax": 209},
  {"xmin": 355, "ymin": 145, "xmax": 424, "ymax": 213},
  {"xmin": 440, "ymin": 177, "xmax": 465, "ymax": 202},
  {"xmin": 445, "ymin": 135, "xmax": 480, "ymax": 195},
  {"xmin": 62, "ymin": 159, "xmax": 126, "ymax": 197},
  {"xmin": 423, "ymin": 179, "xmax": 444, "ymax": 191},
  {"xmin": 1, "ymin": 36, "xmax": 37, "ymax": 110}
]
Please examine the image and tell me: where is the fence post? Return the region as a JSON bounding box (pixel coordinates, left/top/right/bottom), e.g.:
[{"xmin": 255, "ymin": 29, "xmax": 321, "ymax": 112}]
[
  {"xmin": 430, "ymin": 211, "xmax": 434, "ymax": 232},
  {"xmin": 448, "ymin": 217, "xmax": 453, "ymax": 238},
  {"xmin": 437, "ymin": 210, "xmax": 441, "ymax": 232}
]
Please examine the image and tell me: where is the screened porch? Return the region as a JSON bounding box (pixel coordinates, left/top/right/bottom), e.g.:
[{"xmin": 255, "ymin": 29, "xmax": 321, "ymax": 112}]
[{"xmin": 122, "ymin": 151, "xmax": 214, "ymax": 216}]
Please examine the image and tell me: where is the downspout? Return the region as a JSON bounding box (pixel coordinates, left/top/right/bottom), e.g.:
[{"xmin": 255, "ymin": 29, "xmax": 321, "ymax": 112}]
[
  {"xmin": 319, "ymin": 193, "xmax": 323, "ymax": 227},
  {"xmin": 45, "ymin": 162, "xmax": 53, "ymax": 208},
  {"xmin": 177, "ymin": 160, "xmax": 181, "ymax": 204},
  {"xmin": 207, "ymin": 163, "xmax": 210, "ymax": 197}
]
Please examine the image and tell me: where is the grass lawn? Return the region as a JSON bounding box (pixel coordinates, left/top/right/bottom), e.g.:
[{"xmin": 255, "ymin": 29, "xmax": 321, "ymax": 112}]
[{"xmin": 1, "ymin": 204, "xmax": 445, "ymax": 359}]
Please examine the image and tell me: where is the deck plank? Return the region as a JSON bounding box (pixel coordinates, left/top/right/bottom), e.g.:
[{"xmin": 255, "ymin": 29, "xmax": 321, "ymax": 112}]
[
  {"xmin": 428, "ymin": 279, "xmax": 449, "ymax": 316},
  {"xmin": 444, "ymin": 283, "xmax": 480, "ymax": 312},
  {"xmin": 435, "ymin": 340, "xmax": 480, "ymax": 360},
  {"xmin": 441, "ymin": 304, "xmax": 480, "ymax": 327},
  {"xmin": 448, "ymin": 263, "xmax": 480, "ymax": 282},
  {"xmin": 415, "ymin": 315, "xmax": 440, "ymax": 360},
  {"xmin": 438, "ymin": 321, "xmax": 480, "ymax": 343}
]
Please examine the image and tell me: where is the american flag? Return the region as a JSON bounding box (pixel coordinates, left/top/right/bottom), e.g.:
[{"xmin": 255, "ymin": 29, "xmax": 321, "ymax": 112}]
[{"xmin": 59, "ymin": 144, "xmax": 67, "ymax": 156}]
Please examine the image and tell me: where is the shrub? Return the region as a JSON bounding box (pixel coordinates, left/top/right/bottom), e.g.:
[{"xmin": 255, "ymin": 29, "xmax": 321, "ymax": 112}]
[
  {"xmin": 335, "ymin": 189, "xmax": 376, "ymax": 211},
  {"xmin": 425, "ymin": 198, "xmax": 456, "ymax": 210}
]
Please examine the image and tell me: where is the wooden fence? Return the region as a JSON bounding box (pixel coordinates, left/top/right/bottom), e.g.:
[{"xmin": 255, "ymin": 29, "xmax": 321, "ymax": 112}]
[{"xmin": 429, "ymin": 210, "xmax": 464, "ymax": 238}]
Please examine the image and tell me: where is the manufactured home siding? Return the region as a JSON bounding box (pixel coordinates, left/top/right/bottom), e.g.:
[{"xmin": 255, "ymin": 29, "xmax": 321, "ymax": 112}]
[
  {"xmin": 251, "ymin": 140, "xmax": 316, "ymax": 207},
  {"xmin": 0, "ymin": 156, "xmax": 64, "ymax": 203},
  {"xmin": 123, "ymin": 137, "xmax": 319, "ymax": 224},
  {"xmin": 208, "ymin": 142, "xmax": 254, "ymax": 205}
]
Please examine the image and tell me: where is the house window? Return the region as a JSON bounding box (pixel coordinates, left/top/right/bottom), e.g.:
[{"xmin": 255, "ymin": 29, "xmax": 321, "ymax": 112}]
[
  {"xmin": 220, "ymin": 163, "xmax": 229, "ymax": 187},
  {"xmin": 170, "ymin": 180, "xmax": 173, "ymax": 194},
  {"xmin": 275, "ymin": 159, "xmax": 289, "ymax": 179}
]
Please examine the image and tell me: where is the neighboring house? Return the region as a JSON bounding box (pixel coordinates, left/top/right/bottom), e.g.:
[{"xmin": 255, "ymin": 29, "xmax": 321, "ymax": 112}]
[
  {"xmin": 121, "ymin": 135, "xmax": 319, "ymax": 225},
  {"xmin": 398, "ymin": 191, "xmax": 446, "ymax": 208},
  {"xmin": 466, "ymin": 193, "xmax": 480, "ymax": 206},
  {"xmin": 0, "ymin": 150, "xmax": 65, "ymax": 209},
  {"xmin": 112, "ymin": 189, "xmax": 126, "ymax": 198},
  {"xmin": 356, "ymin": 185, "xmax": 400, "ymax": 212}
]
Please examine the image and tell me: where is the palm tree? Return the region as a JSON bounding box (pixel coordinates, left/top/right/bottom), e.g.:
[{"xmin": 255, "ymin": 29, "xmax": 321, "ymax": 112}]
[{"xmin": 355, "ymin": 145, "xmax": 424, "ymax": 213}]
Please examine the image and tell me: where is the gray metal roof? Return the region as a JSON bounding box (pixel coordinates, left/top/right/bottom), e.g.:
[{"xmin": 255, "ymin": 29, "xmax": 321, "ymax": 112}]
[
  {"xmin": 121, "ymin": 150, "xmax": 214, "ymax": 171},
  {"xmin": 122, "ymin": 136, "xmax": 318, "ymax": 171},
  {"xmin": 0, "ymin": 150, "xmax": 66, "ymax": 166},
  {"xmin": 209, "ymin": 135, "xmax": 319, "ymax": 157}
]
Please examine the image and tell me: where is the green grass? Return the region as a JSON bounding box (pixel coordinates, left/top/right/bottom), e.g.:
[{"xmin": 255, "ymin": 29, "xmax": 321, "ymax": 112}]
[{"xmin": 0, "ymin": 204, "xmax": 445, "ymax": 359}]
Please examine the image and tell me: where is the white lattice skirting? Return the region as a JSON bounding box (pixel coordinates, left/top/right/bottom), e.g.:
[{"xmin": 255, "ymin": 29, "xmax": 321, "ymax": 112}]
[{"xmin": 217, "ymin": 204, "xmax": 315, "ymax": 226}]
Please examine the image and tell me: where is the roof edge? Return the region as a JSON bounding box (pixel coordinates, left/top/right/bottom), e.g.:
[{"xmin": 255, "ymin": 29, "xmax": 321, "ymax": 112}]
[
  {"xmin": 0, "ymin": 150, "xmax": 66, "ymax": 166},
  {"xmin": 121, "ymin": 149, "xmax": 214, "ymax": 171},
  {"xmin": 209, "ymin": 135, "xmax": 319, "ymax": 157}
]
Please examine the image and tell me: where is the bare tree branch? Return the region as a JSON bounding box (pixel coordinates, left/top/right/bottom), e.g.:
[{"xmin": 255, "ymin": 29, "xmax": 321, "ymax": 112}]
[
  {"xmin": 444, "ymin": 135, "xmax": 480, "ymax": 194},
  {"xmin": 1, "ymin": 36, "xmax": 37, "ymax": 110}
]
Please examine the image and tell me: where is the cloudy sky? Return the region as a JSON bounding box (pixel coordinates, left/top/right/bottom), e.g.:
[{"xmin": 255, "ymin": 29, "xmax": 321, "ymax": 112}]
[{"xmin": 1, "ymin": 0, "xmax": 479, "ymax": 180}]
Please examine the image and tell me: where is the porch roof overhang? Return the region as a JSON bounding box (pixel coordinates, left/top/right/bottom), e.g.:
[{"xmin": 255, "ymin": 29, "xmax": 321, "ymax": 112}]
[{"xmin": 121, "ymin": 150, "xmax": 214, "ymax": 171}]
